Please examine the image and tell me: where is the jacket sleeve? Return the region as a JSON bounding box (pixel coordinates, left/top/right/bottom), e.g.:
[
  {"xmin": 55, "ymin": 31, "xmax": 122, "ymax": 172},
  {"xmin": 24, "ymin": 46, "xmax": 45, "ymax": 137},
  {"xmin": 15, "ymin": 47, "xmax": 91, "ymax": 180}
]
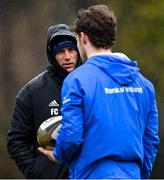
[
  {"xmin": 141, "ymin": 92, "xmax": 160, "ymax": 179},
  {"xmin": 53, "ymin": 76, "xmax": 84, "ymax": 163},
  {"xmin": 7, "ymin": 85, "xmax": 37, "ymax": 178}
]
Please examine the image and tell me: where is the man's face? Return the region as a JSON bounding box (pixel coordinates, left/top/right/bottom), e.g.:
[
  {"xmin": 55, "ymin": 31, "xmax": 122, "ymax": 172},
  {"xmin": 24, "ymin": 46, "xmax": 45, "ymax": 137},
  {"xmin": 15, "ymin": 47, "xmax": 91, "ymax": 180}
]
[{"xmin": 55, "ymin": 47, "xmax": 78, "ymax": 73}]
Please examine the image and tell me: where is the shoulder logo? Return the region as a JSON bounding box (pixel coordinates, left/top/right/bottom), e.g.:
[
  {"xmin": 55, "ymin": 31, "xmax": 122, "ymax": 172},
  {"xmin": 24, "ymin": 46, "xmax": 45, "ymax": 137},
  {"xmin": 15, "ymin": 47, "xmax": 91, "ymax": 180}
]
[{"xmin": 49, "ymin": 99, "xmax": 59, "ymax": 107}]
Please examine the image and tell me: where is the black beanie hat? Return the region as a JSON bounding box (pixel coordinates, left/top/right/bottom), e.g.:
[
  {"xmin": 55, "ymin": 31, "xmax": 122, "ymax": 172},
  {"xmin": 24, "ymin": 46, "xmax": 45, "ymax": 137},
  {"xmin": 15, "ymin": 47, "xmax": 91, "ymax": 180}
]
[{"xmin": 52, "ymin": 37, "xmax": 77, "ymax": 55}]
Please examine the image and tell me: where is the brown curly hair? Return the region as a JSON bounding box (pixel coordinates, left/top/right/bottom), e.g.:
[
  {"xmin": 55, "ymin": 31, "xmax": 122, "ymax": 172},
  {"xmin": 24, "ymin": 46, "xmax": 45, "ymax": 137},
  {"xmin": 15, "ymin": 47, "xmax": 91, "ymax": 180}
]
[{"xmin": 72, "ymin": 5, "xmax": 117, "ymax": 49}]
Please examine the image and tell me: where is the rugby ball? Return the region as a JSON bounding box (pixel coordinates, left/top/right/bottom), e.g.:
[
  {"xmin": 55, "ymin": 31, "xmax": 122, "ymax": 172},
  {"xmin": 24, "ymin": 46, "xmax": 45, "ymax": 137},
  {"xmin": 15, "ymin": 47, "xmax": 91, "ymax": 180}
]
[{"xmin": 37, "ymin": 116, "xmax": 62, "ymax": 150}]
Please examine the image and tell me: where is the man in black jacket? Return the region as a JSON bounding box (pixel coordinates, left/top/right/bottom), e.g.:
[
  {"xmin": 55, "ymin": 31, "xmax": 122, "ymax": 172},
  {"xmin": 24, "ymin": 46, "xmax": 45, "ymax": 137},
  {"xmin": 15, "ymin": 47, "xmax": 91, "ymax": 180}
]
[{"xmin": 7, "ymin": 24, "xmax": 81, "ymax": 179}]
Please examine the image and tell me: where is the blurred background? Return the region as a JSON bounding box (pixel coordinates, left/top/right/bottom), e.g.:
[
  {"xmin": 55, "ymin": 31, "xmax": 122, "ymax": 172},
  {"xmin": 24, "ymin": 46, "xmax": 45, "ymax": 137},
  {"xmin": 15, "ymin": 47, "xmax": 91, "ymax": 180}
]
[{"xmin": 0, "ymin": 0, "xmax": 164, "ymax": 178}]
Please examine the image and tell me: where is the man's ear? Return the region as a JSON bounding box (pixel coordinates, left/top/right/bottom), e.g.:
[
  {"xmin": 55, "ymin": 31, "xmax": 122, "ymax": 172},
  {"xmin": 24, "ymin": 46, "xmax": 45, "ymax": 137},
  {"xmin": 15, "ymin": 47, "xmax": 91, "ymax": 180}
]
[{"xmin": 79, "ymin": 32, "xmax": 88, "ymax": 45}]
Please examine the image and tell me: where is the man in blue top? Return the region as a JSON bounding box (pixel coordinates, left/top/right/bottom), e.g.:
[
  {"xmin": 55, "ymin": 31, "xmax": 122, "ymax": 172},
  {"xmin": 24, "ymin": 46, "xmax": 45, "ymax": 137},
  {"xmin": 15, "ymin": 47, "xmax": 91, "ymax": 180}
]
[{"xmin": 39, "ymin": 4, "xmax": 160, "ymax": 179}]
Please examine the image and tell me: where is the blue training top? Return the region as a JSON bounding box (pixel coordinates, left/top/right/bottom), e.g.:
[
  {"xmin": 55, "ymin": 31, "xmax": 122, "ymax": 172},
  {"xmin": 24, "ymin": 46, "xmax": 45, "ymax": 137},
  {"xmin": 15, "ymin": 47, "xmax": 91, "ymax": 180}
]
[{"xmin": 53, "ymin": 53, "xmax": 159, "ymax": 179}]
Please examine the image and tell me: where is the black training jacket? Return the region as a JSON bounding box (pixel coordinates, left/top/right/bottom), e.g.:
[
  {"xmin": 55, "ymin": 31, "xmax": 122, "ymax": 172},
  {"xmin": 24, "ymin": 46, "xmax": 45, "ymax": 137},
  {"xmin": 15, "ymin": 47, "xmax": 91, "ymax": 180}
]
[{"xmin": 7, "ymin": 24, "xmax": 81, "ymax": 179}]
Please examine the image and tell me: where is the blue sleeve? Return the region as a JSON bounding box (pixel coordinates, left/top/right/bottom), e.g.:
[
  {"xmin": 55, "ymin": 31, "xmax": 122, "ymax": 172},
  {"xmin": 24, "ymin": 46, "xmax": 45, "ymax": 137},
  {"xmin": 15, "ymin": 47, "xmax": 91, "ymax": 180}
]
[
  {"xmin": 141, "ymin": 94, "xmax": 160, "ymax": 179},
  {"xmin": 53, "ymin": 76, "xmax": 84, "ymax": 163}
]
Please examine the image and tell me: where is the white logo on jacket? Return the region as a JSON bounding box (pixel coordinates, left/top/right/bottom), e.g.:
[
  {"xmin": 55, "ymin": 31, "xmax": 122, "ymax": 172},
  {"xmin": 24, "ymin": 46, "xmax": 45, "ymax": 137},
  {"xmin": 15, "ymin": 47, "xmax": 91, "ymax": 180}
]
[
  {"xmin": 49, "ymin": 99, "xmax": 59, "ymax": 107},
  {"xmin": 49, "ymin": 99, "xmax": 59, "ymax": 115},
  {"xmin": 104, "ymin": 86, "xmax": 143, "ymax": 94}
]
